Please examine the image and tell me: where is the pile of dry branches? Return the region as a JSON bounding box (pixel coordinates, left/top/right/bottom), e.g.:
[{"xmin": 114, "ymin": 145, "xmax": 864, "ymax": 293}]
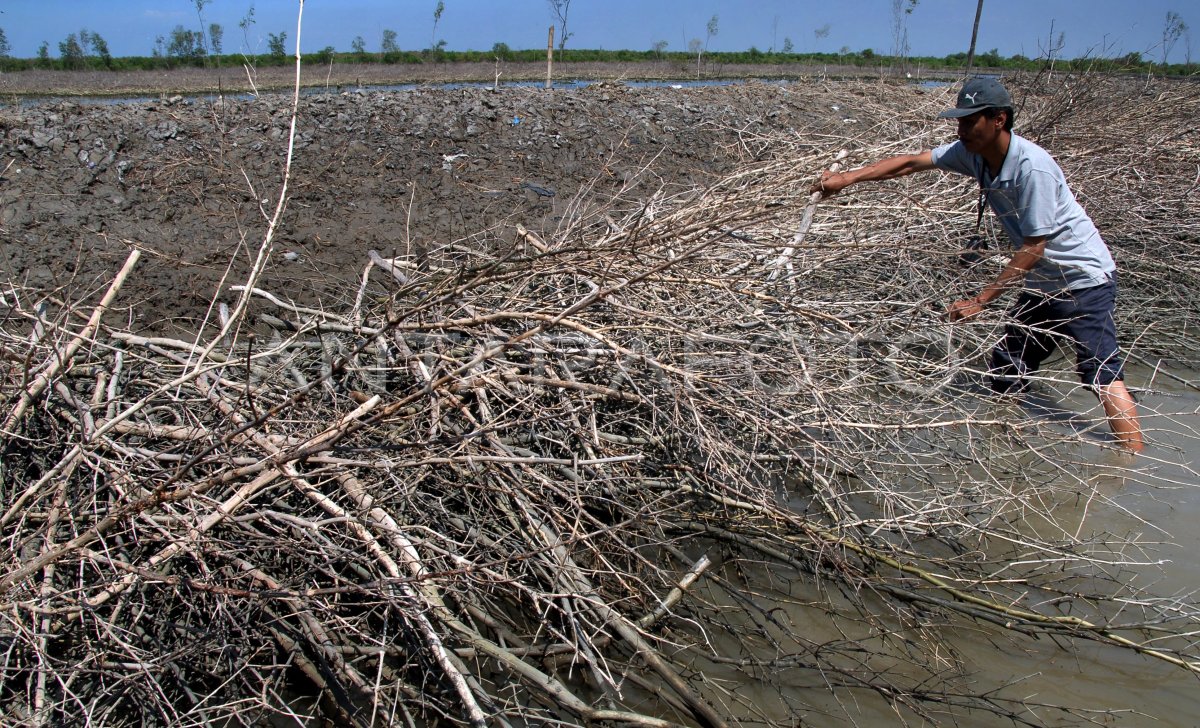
[{"xmin": 2, "ymin": 73, "xmax": 1199, "ymax": 727}]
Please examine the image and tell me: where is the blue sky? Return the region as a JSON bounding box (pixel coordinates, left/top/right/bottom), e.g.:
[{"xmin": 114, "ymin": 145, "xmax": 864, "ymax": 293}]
[{"xmin": 2, "ymin": 1, "xmax": 1193, "ymax": 63}]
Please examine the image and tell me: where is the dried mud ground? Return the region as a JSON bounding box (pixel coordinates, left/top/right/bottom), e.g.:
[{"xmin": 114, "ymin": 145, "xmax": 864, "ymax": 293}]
[{"xmin": 0, "ymin": 74, "xmax": 895, "ymax": 332}]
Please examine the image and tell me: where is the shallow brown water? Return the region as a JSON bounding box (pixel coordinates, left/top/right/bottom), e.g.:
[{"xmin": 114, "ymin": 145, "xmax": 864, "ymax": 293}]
[
  {"xmin": 917, "ymin": 366, "xmax": 1200, "ymax": 725},
  {"xmin": 695, "ymin": 363, "xmax": 1200, "ymax": 726}
]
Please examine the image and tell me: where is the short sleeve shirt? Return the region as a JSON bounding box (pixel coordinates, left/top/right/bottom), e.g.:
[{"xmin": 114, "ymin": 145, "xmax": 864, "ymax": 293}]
[{"xmin": 931, "ymin": 134, "xmax": 1115, "ymax": 292}]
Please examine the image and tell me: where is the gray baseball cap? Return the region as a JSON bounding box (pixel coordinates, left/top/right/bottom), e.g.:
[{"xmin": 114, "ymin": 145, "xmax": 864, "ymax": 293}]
[{"xmin": 937, "ymin": 77, "xmax": 1013, "ymax": 118}]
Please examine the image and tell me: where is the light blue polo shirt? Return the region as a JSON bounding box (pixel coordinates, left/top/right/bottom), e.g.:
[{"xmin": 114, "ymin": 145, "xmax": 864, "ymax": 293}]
[{"xmin": 932, "ymin": 134, "xmax": 1115, "ymax": 292}]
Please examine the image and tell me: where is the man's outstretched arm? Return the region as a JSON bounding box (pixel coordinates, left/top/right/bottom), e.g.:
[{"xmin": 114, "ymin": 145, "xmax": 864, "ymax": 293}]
[{"xmin": 812, "ymin": 151, "xmax": 937, "ymax": 197}]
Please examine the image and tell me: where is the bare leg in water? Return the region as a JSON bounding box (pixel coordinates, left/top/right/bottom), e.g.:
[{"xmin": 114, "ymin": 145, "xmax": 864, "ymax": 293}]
[{"xmin": 1098, "ymin": 380, "xmax": 1143, "ymax": 452}]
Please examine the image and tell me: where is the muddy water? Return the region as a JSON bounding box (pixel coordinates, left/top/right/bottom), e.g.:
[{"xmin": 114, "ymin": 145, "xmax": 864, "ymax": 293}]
[
  {"xmin": 691, "ymin": 363, "xmax": 1200, "ymax": 726},
  {"xmin": 1016, "ymin": 367, "xmax": 1200, "ymax": 727},
  {"xmin": 935, "ymin": 367, "xmax": 1198, "ymax": 725},
  {"xmin": 931, "ymin": 366, "xmax": 1199, "ymax": 726}
]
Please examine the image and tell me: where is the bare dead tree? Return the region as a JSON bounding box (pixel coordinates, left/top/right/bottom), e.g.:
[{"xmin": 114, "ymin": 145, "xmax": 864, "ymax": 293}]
[
  {"xmin": 1162, "ymin": 10, "xmax": 1188, "ymax": 70},
  {"xmin": 548, "ymin": 0, "xmax": 572, "ymax": 51},
  {"xmin": 890, "ymin": 0, "xmax": 918, "ymax": 73}
]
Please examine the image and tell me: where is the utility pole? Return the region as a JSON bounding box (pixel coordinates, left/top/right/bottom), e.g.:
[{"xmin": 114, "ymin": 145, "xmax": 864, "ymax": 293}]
[{"xmin": 965, "ymin": 0, "xmax": 984, "ymax": 75}]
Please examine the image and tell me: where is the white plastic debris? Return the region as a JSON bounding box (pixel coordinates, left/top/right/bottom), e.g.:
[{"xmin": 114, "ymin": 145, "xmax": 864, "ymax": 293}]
[{"xmin": 441, "ymin": 153, "xmax": 468, "ymax": 171}]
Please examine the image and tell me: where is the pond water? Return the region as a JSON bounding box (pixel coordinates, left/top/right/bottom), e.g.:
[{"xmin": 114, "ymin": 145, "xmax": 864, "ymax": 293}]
[
  {"xmin": 704, "ymin": 362, "xmax": 1200, "ymax": 726},
  {"xmin": 938, "ymin": 367, "xmax": 1200, "ymax": 726}
]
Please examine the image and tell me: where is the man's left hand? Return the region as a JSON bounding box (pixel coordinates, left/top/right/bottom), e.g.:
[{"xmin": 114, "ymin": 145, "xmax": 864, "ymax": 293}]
[{"xmin": 946, "ymin": 297, "xmax": 986, "ymax": 322}]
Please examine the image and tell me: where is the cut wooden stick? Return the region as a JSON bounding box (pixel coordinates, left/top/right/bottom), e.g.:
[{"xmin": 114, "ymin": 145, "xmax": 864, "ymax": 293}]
[{"xmin": 769, "ymin": 148, "xmax": 848, "ymax": 281}]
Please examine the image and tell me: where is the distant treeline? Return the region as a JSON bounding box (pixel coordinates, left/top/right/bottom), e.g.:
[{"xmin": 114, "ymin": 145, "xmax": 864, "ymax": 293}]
[{"xmin": 0, "ymin": 46, "xmax": 1194, "ymax": 77}]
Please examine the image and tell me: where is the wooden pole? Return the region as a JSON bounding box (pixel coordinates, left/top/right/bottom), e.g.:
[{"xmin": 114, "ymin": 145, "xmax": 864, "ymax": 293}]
[
  {"xmin": 965, "ymin": 0, "xmax": 984, "ymax": 75},
  {"xmin": 546, "ymin": 26, "xmax": 554, "ymax": 89}
]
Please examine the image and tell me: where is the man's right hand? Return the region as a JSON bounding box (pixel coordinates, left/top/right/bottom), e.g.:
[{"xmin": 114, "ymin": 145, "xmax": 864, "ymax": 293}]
[
  {"xmin": 809, "ymin": 152, "xmax": 936, "ymax": 198},
  {"xmin": 811, "ymin": 170, "xmax": 848, "ymax": 198}
]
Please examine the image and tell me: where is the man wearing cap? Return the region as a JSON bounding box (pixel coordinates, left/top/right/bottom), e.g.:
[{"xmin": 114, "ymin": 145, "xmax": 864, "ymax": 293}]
[{"xmin": 812, "ymin": 77, "xmax": 1143, "ymax": 452}]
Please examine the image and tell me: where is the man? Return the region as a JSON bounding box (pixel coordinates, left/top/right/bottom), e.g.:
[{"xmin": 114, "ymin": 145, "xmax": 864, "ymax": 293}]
[{"xmin": 812, "ymin": 77, "xmax": 1143, "ymax": 452}]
